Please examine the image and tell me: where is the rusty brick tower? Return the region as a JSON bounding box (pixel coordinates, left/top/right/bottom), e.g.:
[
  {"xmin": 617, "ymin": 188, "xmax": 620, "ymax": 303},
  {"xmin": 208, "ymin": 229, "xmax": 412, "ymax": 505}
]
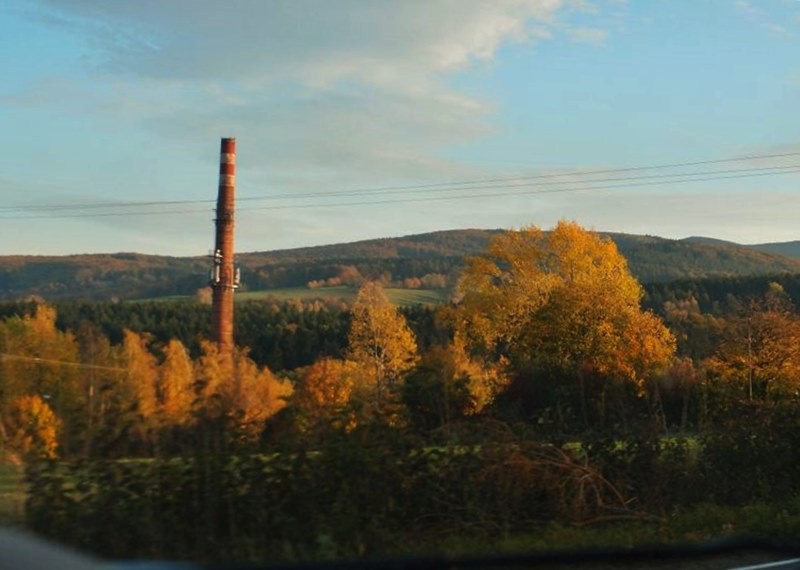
[{"xmin": 210, "ymin": 137, "xmax": 240, "ymax": 354}]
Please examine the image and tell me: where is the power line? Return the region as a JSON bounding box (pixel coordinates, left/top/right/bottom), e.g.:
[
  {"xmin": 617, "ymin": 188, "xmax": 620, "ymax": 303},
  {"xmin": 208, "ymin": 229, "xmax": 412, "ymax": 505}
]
[
  {"xmin": 2, "ymin": 165, "xmax": 799, "ymax": 219},
  {"xmin": 1, "ymin": 151, "xmax": 799, "ymax": 219},
  {"xmin": 13, "ymin": 149, "xmax": 800, "ymax": 212},
  {"xmin": 0, "ymin": 197, "xmax": 216, "ymax": 212},
  {"xmin": 246, "ymin": 167, "xmax": 800, "ymax": 212},
  {"xmin": 254, "ymin": 163, "xmax": 800, "ymax": 201},
  {"xmin": 0, "ymin": 352, "xmax": 127, "ymax": 373},
  {"xmin": 239, "ymin": 150, "xmax": 800, "ymax": 199}
]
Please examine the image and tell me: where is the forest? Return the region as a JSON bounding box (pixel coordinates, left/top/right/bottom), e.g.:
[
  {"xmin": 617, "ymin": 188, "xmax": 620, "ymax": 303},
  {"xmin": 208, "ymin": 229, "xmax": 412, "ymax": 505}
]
[
  {"xmin": 4, "ymin": 221, "xmax": 800, "ymax": 564},
  {"xmin": 2, "ymin": 229, "xmax": 800, "ymax": 301}
]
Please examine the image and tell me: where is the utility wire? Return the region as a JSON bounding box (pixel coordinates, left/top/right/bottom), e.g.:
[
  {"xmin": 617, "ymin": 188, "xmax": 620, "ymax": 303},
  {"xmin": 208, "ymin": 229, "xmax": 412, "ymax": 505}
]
[
  {"xmin": 237, "ymin": 150, "xmax": 800, "ymax": 200},
  {"xmin": 247, "ymin": 167, "xmax": 800, "ymax": 212},
  {"xmin": 0, "ymin": 352, "xmax": 127, "ymax": 373},
  {"xmin": 6, "ymin": 149, "xmax": 800, "ymax": 212},
  {"xmin": 256, "ymin": 163, "xmax": 800, "ymax": 201},
  {"xmin": 1, "ymin": 152, "xmax": 798, "ymax": 219},
  {"xmin": 2, "ymin": 164, "xmax": 798, "ymax": 220}
]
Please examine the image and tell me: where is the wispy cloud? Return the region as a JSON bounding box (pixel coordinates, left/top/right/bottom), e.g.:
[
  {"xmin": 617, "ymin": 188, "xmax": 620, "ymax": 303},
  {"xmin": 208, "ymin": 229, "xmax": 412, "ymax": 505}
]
[
  {"xmin": 17, "ymin": 0, "xmax": 602, "ymax": 189},
  {"xmin": 735, "ymin": 0, "xmax": 796, "ymax": 34}
]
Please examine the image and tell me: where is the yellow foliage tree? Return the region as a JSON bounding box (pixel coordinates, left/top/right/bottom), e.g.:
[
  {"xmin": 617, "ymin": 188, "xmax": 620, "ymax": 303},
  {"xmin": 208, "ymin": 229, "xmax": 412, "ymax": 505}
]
[
  {"xmin": 195, "ymin": 342, "xmax": 292, "ymax": 440},
  {"xmin": 233, "ymin": 353, "xmax": 292, "ymax": 434},
  {"xmin": 121, "ymin": 330, "xmax": 159, "ymax": 421},
  {"xmin": 347, "ymin": 281, "xmax": 418, "ymax": 403},
  {"xmin": 159, "ymin": 339, "xmax": 196, "ymax": 426},
  {"xmin": 446, "ymin": 335, "xmax": 509, "ymax": 414},
  {"xmin": 455, "ymin": 221, "xmax": 675, "ymax": 425},
  {"xmin": 0, "ymin": 304, "xmax": 82, "ymax": 454},
  {"xmin": 706, "ymin": 284, "xmax": 800, "ymax": 400},
  {"xmin": 4, "ymin": 394, "xmax": 61, "ymax": 460},
  {"xmin": 295, "ymin": 358, "xmax": 357, "ymax": 413},
  {"xmin": 195, "ymin": 341, "xmax": 235, "ymax": 417},
  {"xmin": 293, "ymin": 358, "xmax": 363, "ymax": 431}
]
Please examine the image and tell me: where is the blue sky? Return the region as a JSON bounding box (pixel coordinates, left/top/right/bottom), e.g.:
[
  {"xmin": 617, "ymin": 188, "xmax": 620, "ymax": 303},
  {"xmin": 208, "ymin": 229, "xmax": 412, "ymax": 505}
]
[{"xmin": 1, "ymin": 0, "xmax": 798, "ymax": 256}]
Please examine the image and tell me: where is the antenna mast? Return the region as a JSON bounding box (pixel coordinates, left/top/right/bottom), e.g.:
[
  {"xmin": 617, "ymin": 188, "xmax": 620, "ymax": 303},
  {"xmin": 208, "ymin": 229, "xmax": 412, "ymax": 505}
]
[{"xmin": 210, "ymin": 137, "xmax": 240, "ymax": 354}]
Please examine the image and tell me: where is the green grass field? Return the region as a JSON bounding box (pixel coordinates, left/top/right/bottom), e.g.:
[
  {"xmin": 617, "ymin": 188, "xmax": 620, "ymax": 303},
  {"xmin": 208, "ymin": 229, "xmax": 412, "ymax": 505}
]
[
  {"xmin": 153, "ymin": 286, "xmax": 449, "ymax": 306},
  {"xmin": 0, "ymin": 464, "xmax": 25, "ymax": 525},
  {"xmin": 238, "ymin": 286, "xmax": 447, "ymax": 306}
]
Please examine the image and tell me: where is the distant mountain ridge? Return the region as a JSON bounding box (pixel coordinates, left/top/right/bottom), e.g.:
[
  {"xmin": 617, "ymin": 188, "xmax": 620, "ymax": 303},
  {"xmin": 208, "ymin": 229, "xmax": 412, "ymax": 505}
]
[
  {"xmin": 749, "ymin": 241, "xmax": 800, "ymax": 259},
  {"xmin": 682, "ymin": 236, "xmax": 800, "ymax": 259},
  {"xmin": 0, "ymin": 230, "xmax": 799, "ymax": 301}
]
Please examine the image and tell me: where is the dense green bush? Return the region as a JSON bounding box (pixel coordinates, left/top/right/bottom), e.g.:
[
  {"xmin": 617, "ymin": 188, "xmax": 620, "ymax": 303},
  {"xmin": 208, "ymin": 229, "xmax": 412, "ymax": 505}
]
[
  {"xmin": 699, "ymin": 401, "xmax": 800, "ymax": 504},
  {"xmin": 26, "ymin": 424, "xmax": 632, "ymax": 562}
]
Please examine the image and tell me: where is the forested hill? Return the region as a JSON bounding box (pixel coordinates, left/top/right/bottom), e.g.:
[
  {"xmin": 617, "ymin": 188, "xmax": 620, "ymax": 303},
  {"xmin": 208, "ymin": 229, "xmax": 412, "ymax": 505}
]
[
  {"xmin": 1, "ymin": 229, "xmax": 800, "ymax": 301},
  {"xmin": 682, "ymin": 236, "xmax": 800, "ymax": 259},
  {"xmin": 751, "ymin": 240, "xmax": 800, "ymax": 259},
  {"xmin": 240, "ymin": 229, "xmax": 505, "ymax": 261}
]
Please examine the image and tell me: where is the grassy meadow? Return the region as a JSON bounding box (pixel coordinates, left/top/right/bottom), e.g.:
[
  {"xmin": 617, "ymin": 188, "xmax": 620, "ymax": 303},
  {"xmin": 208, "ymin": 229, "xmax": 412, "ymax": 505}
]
[
  {"xmin": 154, "ymin": 286, "xmax": 449, "ymax": 306},
  {"xmin": 243, "ymin": 286, "xmax": 447, "ymax": 305}
]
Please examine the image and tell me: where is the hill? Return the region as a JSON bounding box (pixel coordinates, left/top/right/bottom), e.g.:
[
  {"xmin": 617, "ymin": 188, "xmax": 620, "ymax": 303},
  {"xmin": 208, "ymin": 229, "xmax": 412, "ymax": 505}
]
[
  {"xmin": 1, "ymin": 230, "xmax": 799, "ymax": 301},
  {"xmin": 682, "ymin": 236, "xmax": 800, "ymax": 260},
  {"xmin": 749, "ymin": 240, "xmax": 800, "ymax": 260}
]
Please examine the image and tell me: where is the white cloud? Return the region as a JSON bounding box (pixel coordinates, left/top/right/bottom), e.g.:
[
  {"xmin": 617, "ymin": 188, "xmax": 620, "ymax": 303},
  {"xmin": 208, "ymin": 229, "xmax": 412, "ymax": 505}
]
[
  {"xmin": 29, "ymin": 1, "xmax": 567, "ymax": 86},
  {"xmin": 17, "ymin": 0, "xmax": 593, "ymax": 190},
  {"xmin": 735, "ymin": 0, "xmax": 797, "ymax": 34},
  {"xmin": 3, "ymin": 1, "xmax": 631, "ymax": 254}
]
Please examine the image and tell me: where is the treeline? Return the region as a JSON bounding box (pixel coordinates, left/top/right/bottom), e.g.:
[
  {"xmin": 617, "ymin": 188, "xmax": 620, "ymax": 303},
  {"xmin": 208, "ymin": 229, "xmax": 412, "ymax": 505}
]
[
  {"xmin": 3, "ymin": 229, "xmax": 800, "ymax": 301},
  {"xmin": 0, "ymin": 304, "xmax": 292, "ymax": 460},
  {"xmin": 0, "ymin": 254, "xmax": 206, "ymax": 300},
  {"xmin": 8, "ymin": 222, "xmax": 800, "ymax": 563},
  {"xmin": 5, "ymin": 223, "xmax": 800, "ymax": 453},
  {"xmin": 0, "ymin": 271, "xmax": 797, "ymax": 377},
  {"xmin": 243, "ymin": 257, "xmax": 461, "ymax": 290},
  {"xmin": 0, "ymin": 299, "xmax": 446, "ymax": 373},
  {"xmin": 644, "ymin": 272, "xmax": 800, "ymax": 314}
]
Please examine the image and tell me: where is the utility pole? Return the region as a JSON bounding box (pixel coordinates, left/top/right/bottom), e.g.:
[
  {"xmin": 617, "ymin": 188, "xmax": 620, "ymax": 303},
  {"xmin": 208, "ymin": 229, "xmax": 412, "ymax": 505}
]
[{"xmin": 210, "ymin": 137, "xmax": 240, "ymax": 357}]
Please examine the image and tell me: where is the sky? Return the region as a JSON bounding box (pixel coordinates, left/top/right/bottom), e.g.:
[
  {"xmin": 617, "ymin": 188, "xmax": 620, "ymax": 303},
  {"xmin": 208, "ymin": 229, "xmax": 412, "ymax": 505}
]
[{"xmin": 0, "ymin": 0, "xmax": 799, "ymax": 256}]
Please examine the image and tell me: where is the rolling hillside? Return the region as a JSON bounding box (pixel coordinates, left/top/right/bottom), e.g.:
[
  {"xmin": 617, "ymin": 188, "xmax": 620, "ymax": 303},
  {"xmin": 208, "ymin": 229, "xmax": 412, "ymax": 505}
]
[
  {"xmin": 1, "ymin": 230, "xmax": 799, "ymax": 301},
  {"xmin": 750, "ymin": 241, "xmax": 800, "ymax": 259}
]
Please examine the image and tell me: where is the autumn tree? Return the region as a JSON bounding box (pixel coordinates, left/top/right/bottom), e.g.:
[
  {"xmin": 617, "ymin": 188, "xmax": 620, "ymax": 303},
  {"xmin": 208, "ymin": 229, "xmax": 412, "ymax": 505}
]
[
  {"xmin": 402, "ymin": 336, "xmax": 507, "ymax": 431},
  {"xmin": 347, "ymin": 281, "xmax": 418, "ymax": 404},
  {"xmin": 662, "ymin": 296, "xmax": 724, "ymax": 362},
  {"xmin": 3, "ymin": 394, "xmax": 61, "ymax": 460},
  {"xmin": 0, "ymin": 304, "xmax": 83, "ymax": 455},
  {"xmin": 74, "ymin": 322, "xmax": 125, "ymax": 457},
  {"xmin": 402, "ymin": 345, "xmax": 474, "ymax": 431},
  {"xmin": 231, "ymin": 354, "xmax": 292, "ymax": 439},
  {"xmin": 293, "ymin": 358, "xmax": 360, "ymax": 426},
  {"xmin": 121, "ymin": 330, "xmax": 159, "ymax": 421},
  {"xmin": 159, "ymin": 339, "xmax": 195, "ymax": 426},
  {"xmin": 455, "ymin": 221, "xmax": 675, "ymax": 429},
  {"xmin": 195, "ymin": 341, "xmax": 292, "ymax": 442},
  {"xmin": 706, "ymin": 283, "xmax": 800, "ymax": 400}
]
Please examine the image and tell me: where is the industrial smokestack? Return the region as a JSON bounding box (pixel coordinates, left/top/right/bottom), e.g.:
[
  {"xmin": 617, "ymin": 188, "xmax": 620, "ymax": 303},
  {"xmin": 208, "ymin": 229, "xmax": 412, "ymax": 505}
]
[{"xmin": 210, "ymin": 137, "xmax": 239, "ymax": 354}]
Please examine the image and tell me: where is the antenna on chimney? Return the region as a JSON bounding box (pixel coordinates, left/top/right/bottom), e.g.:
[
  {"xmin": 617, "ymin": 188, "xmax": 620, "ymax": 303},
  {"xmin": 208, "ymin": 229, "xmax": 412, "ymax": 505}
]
[{"xmin": 209, "ymin": 137, "xmax": 238, "ymax": 355}]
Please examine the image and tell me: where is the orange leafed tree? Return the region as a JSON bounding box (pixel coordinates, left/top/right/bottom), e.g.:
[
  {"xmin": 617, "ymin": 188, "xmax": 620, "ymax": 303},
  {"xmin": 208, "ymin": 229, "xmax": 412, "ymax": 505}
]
[
  {"xmin": 0, "ymin": 304, "xmax": 82, "ymax": 454},
  {"xmin": 233, "ymin": 354, "xmax": 293, "ymax": 431},
  {"xmin": 159, "ymin": 339, "xmax": 195, "ymax": 425},
  {"xmin": 455, "ymin": 221, "xmax": 675, "ymax": 425},
  {"xmin": 121, "ymin": 330, "xmax": 159, "ymax": 420},
  {"xmin": 293, "ymin": 358, "xmax": 363, "ymax": 431},
  {"xmin": 295, "ymin": 358, "xmax": 358, "ymax": 414},
  {"xmin": 195, "ymin": 341, "xmax": 292, "ymax": 439},
  {"xmin": 347, "ymin": 281, "xmax": 418, "ymax": 402},
  {"xmin": 705, "ymin": 283, "xmax": 800, "ymax": 400},
  {"xmin": 4, "ymin": 394, "xmax": 61, "ymax": 460}
]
